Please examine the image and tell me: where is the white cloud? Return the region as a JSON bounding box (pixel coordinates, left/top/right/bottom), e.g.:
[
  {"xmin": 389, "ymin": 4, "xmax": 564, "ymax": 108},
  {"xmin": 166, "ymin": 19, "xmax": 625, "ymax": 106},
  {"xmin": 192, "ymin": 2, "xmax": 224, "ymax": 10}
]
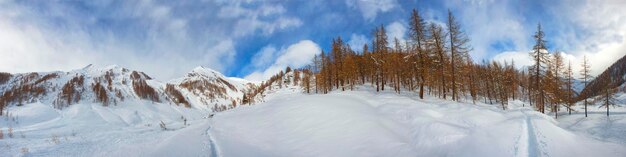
[
  {"xmin": 219, "ymin": 2, "xmax": 302, "ymax": 37},
  {"xmin": 386, "ymin": 21, "xmax": 407, "ymax": 45},
  {"xmin": 443, "ymin": 0, "xmax": 529, "ymax": 62},
  {"xmin": 346, "ymin": 0, "xmax": 397, "ymax": 21},
  {"xmin": 348, "ymin": 33, "xmax": 369, "ymax": 52},
  {"xmin": 0, "ymin": 0, "xmax": 302, "ymax": 80},
  {"xmin": 491, "ymin": 50, "xmax": 600, "ymax": 79},
  {"xmin": 491, "ymin": 51, "xmax": 533, "ymax": 69},
  {"xmin": 554, "ymin": 0, "xmax": 626, "ymax": 76},
  {"xmin": 444, "ymin": 0, "xmax": 626, "ymax": 77},
  {"xmin": 251, "ymin": 45, "xmax": 279, "ymax": 69},
  {"xmin": 244, "ymin": 40, "xmax": 321, "ymax": 81}
]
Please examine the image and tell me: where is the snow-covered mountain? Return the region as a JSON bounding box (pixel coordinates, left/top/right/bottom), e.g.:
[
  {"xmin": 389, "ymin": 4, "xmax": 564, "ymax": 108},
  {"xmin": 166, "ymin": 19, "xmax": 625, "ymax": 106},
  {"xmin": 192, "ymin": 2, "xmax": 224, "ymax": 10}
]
[
  {"xmin": 168, "ymin": 66, "xmax": 257, "ymax": 111},
  {"xmin": 0, "ymin": 65, "xmax": 255, "ymax": 113},
  {"xmin": 579, "ymin": 54, "xmax": 626, "ymax": 100}
]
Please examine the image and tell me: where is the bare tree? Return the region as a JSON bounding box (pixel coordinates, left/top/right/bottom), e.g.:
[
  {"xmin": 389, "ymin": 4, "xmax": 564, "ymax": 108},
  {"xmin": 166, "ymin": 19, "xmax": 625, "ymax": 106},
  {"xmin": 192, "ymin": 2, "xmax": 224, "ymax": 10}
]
[{"xmin": 580, "ymin": 55, "xmax": 592, "ymax": 117}]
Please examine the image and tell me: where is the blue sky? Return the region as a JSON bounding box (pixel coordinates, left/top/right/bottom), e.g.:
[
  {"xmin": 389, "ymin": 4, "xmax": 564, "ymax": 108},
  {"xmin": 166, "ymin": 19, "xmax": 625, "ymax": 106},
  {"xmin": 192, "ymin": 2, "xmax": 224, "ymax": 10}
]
[{"xmin": 1, "ymin": 0, "xmax": 625, "ymax": 81}]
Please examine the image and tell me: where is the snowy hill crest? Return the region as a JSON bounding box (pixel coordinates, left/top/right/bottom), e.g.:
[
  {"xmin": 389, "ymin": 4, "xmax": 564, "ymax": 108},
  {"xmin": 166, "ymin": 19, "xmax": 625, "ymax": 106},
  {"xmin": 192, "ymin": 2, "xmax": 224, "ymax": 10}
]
[{"xmin": 0, "ymin": 65, "xmax": 253, "ymax": 113}]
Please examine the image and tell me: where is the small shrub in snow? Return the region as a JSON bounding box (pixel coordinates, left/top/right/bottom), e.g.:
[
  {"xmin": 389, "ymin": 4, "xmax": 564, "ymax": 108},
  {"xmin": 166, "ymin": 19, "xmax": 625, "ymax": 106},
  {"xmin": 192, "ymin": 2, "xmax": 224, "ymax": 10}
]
[
  {"xmin": 159, "ymin": 121, "xmax": 167, "ymax": 130},
  {"xmin": 8, "ymin": 127, "xmax": 13, "ymax": 138},
  {"xmin": 51, "ymin": 135, "xmax": 60, "ymax": 144},
  {"xmin": 181, "ymin": 116, "xmax": 188, "ymax": 126},
  {"xmin": 21, "ymin": 147, "xmax": 29, "ymax": 154}
]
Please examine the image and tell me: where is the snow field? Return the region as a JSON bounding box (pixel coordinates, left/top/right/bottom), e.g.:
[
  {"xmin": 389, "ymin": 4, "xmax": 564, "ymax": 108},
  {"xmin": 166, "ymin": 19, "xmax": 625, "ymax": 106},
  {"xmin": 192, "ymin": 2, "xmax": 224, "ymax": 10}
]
[
  {"xmin": 210, "ymin": 87, "xmax": 626, "ymax": 157},
  {"xmin": 1, "ymin": 85, "xmax": 626, "ymax": 157}
]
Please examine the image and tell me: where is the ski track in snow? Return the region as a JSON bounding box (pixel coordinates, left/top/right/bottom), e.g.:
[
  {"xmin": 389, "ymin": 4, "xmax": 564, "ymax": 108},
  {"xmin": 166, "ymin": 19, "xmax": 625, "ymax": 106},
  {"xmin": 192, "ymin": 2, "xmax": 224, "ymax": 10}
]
[
  {"xmin": 517, "ymin": 109, "xmax": 551, "ymax": 157},
  {"xmin": 524, "ymin": 113, "xmax": 540, "ymax": 157},
  {"xmin": 206, "ymin": 122, "xmax": 220, "ymax": 157}
]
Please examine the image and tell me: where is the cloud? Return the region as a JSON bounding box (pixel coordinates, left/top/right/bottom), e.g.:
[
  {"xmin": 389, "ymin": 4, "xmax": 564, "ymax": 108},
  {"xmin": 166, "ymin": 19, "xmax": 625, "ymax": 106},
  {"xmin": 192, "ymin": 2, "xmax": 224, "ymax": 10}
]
[
  {"xmin": 244, "ymin": 40, "xmax": 321, "ymax": 81},
  {"xmin": 491, "ymin": 51, "xmax": 533, "ymax": 69},
  {"xmin": 442, "ymin": 0, "xmax": 529, "ymax": 62},
  {"xmin": 493, "ymin": 0, "xmax": 626, "ymax": 77},
  {"xmin": 346, "ymin": 0, "xmax": 398, "ymax": 21},
  {"xmin": 386, "ymin": 21, "xmax": 407, "ymax": 45},
  {"xmin": 0, "ymin": 0, "xmax": 302, "ymax": 80},
  {"xmin": 443, "ymin": 0, "xmax": 626, "ymax": 77},
  {"xmin": 491, "ymin": 49, "xmax": 601, "ymax": 79},
  {"xmin": 348, "ymin": 33, "xmax": 369, "ymax": 52},
  {"xmin": 249, "ymin": 45, "xmax": 279, "ymax": 69},
  {"xmin": 218, "ymin": 2, "xmax": 302, "ymax": 37},
  {"xmin": 553, "ymin": 0, "xmax": 626, "ymax": 76}
]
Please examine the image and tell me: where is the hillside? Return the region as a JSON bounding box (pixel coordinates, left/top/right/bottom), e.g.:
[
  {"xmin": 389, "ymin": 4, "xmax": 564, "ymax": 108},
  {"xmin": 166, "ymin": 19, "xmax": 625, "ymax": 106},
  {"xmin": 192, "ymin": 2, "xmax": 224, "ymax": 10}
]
[
  {"xmin": 3, "ymin": 80, "xmax": 626, "ymax": 156},
  {"xmin": 211, "ymin": 86, "xmax": 626, "ymax": 157},
  {"xmin": 0, "ymin": 65, "xmax": 256, "ymax": 115},
  {"xmin": 579, "ymin": 54, "xmax": 626, "ymax": 100}
]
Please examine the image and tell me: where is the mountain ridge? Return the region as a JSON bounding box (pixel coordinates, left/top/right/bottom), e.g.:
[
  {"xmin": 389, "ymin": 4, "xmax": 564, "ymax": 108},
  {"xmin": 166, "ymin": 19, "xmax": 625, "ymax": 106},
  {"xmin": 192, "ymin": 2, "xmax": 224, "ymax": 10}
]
[{"xmin": 0, "ymin": 64, "xmax": 258, "ymax": 114}]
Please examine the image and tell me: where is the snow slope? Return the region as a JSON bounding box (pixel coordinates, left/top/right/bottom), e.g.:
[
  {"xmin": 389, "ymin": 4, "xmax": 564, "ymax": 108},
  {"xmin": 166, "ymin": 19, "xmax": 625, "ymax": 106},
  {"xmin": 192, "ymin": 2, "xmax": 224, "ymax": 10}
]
[
  {"xmin": 0, "ymin": 99, "xmax": 212, "ymax": 156},
  {"xmin": 557, "ymin": 92, "xmax": 626, "ymax": 147},
  {"xmin": 0, "ymin": 65, "xmax": 254, "ymax": 114},
  {"xmin": 210, "ymin": 86, "xmax": 626, "ymax": 157},
  {"xmin": 2, "ymin": 83, "xmax": 626, "ymax": 156}
]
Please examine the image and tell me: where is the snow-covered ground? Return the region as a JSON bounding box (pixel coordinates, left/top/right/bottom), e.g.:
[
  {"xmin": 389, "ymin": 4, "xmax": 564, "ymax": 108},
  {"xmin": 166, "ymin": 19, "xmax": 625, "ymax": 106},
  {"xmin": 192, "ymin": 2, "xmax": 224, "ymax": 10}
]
[
  {"xmin": 557, "ymin": 92, "xmax": 626, "ymax": 148},
  {"xmin": 211, "ymin": 86, "xmax": 626, "ymax": 157},
  {"xmin": 0, "ymin": 99, "xmax": 213, "ymax": 156},
  {"xmin": 2, "ymin": 85, "xmax": 626, "ymax": 157}
]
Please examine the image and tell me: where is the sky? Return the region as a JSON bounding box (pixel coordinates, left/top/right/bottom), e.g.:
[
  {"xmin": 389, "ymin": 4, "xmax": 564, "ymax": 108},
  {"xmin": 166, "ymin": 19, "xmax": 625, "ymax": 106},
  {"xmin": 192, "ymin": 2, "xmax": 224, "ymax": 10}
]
[{"xmin": 0, "ymin": 0, "xmax": 625, "ymax": 81}]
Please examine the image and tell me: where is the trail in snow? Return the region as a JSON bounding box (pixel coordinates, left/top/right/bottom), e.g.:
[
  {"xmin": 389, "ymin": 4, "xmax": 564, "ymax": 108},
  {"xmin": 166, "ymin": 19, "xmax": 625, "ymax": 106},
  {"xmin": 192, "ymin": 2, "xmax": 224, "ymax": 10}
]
[
  {"xmin": 524, "ymin": 114, "xmax": 539, "ymax": 157},
  {"xmin": 206, "ymin": 123, "xmax": 220, "ymax": 157},
  {"xmin": 518, "ymin": 109, "xmax": 551, "ymax": 157},
  {"xmin": 145, "ymin": 121, "xmax": 212, "ymax": 157}
]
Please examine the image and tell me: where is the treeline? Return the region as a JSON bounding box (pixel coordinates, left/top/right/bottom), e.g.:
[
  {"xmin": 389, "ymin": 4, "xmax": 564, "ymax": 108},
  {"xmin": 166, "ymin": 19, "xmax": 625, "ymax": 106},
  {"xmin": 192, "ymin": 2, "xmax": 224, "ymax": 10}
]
[{"xmin": 287, "ymin": 9, "xmax": 593, "ymax": 118}]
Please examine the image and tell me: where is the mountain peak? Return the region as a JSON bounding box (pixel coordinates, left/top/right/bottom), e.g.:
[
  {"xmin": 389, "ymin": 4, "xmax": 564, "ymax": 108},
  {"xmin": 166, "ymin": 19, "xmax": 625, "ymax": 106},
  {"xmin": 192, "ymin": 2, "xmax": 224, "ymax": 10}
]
[
  {"xmin": 82, "ymin": 64, "xmax": 94, "ymax": 70},
  {"xmin": 187, "ymin": 66, "xmax": 223, "ymax": 78},
  {"xmin": 79, "ymin": 64, "xmax": 123, "ymax": 71}
]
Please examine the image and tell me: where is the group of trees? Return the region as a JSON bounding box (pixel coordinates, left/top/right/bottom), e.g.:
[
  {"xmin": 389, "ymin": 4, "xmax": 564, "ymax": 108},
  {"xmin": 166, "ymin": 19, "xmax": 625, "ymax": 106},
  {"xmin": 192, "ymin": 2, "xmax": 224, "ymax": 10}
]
[
  {"xmin": 308, "ymin": 9, "xmax": 525, "ymax": 108},
  {"xmin": 526, "ymin": 24, "xmax": 583, "ymax": 118},
  {"xmin": 288, "ymin": 8, "xmax": 613, "ymax": 118},
  {"xmin": 310, "ymin": 10, "xmax": 474, "ymax": 101}
]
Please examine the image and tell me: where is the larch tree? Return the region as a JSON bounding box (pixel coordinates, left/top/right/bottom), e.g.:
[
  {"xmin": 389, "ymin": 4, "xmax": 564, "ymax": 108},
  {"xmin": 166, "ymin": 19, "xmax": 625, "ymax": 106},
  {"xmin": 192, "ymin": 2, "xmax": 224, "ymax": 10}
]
[
  {"xmin": 551, "ymin": 51, "xmax": 565, "ymax": 119},
  {"xmin": 429, "ymin": 23, "xmax": 448, "ymax": 99},
  {"xmin": 602, "ymin": 87, "xmax": 617, "ymax": 117},
  {"xmin": 372, "ymin": 25, "xmax": 389, "ymax": 92},
  {"xmin": 331, "ymin": 37, "xmax": 345, "ymax": 91},
  {"xmin": 565, "ymin": 61, "xmax": 574, "ymax": 115},
  {"xmin": 466, "ymin": 55, "xmax": 478, "ymax": 103},
  {"xmin": 580, "ymin": 55, "xmax": 592, "ymax": 117},
  {"xmin": 409, "ymin": 8, "xmax": 429, "ymax": 99},
  {"xmin": 447, "ymin": 9, "xmax": 471, "ymax": 101},
  {"xmin": 530, "ymin": 23, "xmax": 549, "ymax": 113}
]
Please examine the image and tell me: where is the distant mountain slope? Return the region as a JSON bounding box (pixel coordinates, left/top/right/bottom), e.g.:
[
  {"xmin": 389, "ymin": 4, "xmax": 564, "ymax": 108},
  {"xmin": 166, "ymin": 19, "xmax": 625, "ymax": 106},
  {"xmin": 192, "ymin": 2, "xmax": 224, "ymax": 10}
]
[
  {"xmin": 168, "ymin": 66, "xmax": 255, "ymax": 111},
  {"xmin": 579, "ymin": 54, "xmax": 626, "ymax": 100},
  {"xmin": 0, "ymin": 65, "xmax": 256, "ymax": 114}
]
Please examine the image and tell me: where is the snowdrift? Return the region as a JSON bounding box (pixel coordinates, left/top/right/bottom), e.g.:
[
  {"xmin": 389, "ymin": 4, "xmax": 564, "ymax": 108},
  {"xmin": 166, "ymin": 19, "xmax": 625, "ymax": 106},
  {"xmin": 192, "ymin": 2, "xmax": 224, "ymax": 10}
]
[{"xmin": 210, "ymin": 87, "xmax": 626, "ymax": 157}]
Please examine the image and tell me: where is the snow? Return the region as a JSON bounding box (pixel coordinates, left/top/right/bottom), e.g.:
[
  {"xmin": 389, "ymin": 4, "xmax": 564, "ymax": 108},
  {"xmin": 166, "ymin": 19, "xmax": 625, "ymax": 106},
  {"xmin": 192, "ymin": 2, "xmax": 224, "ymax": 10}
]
[
  {"xmin": 0, "ymin": 99, "xmax": 212, "ymax": 156},
  {"xmin": 557, "ymin": 92, "xmax": 626, "ymax": 146},
  {"xmin": 209, "ymin": 87, "xmax": 626, "ymax": 157},
  {"xmin": 2, "ymin": 85, "xmax": 626, "ymax": 156}
]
